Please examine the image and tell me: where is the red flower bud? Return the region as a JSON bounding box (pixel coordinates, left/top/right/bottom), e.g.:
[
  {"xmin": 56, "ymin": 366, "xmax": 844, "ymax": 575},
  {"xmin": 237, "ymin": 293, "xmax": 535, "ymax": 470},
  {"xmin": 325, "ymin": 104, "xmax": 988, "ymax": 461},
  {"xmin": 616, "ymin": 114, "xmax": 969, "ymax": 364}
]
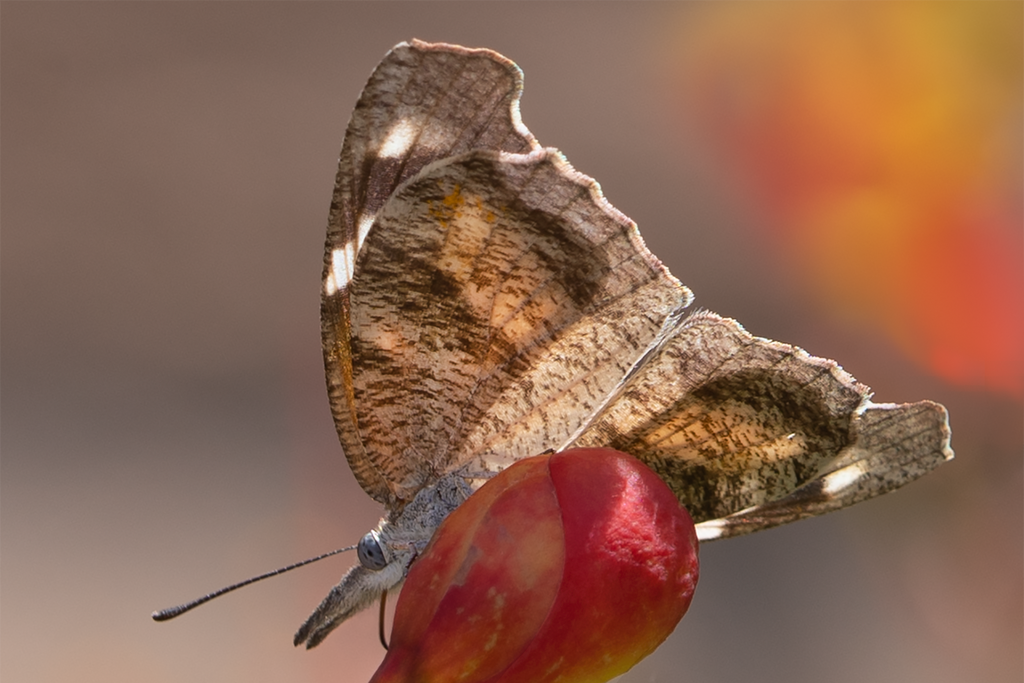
[{"xmin": 370, "ymin": 448, "xmax": 699, "ymax": 683}]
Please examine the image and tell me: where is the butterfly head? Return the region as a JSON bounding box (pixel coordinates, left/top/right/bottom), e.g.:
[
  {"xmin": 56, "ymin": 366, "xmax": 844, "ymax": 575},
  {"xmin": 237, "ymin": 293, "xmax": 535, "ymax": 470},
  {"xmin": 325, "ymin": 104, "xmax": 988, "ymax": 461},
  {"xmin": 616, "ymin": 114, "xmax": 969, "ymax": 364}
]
[{"xmin": 295, "ymin": 472, "xmax": 474, "ymax": 648}]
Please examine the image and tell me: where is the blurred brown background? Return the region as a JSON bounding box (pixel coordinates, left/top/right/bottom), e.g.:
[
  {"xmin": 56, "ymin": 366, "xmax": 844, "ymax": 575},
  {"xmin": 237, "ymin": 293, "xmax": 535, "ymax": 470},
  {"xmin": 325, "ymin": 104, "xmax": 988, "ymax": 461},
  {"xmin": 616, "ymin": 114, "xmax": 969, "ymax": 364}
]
[{"xmin": 2, "ymin": 4, "xmax": 1020, "ymax": 683}]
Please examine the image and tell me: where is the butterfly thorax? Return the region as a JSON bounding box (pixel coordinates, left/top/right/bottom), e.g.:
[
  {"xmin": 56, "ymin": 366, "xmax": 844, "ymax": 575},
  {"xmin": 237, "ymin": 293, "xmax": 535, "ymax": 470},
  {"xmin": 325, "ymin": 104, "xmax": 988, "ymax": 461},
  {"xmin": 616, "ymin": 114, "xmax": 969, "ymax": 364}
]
[{"xmin": 372, "ymin": 470, "xmax": 475, "ymax": 566}]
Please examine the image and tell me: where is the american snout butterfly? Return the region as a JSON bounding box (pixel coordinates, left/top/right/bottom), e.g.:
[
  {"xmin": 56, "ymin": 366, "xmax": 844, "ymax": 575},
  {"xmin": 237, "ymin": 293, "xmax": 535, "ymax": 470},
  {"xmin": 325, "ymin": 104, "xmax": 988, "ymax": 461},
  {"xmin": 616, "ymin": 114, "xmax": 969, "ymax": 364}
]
[
  {"xmin": 291, "ymin": 40, "xmax": 952, "ymax": 648},
  {"xmin": 153, "ymin": 40, "xmax": 952, "ymax": 653}
]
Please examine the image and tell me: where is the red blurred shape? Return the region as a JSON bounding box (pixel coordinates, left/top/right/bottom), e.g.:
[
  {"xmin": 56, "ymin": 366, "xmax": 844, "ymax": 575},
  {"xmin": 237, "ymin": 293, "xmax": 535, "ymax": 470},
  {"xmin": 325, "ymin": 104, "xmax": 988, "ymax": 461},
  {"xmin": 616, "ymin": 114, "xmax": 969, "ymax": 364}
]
[{"xmin": 370, "ymin": 448, "xmax": 700, "ymax": 683}]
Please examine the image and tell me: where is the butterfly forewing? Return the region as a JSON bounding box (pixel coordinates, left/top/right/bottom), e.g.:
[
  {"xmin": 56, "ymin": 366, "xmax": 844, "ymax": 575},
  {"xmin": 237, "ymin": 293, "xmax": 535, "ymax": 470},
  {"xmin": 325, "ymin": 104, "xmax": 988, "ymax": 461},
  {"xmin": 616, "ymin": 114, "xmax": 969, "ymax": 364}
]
[
  {"xmin": 347, "ymin": 149, "xmax": 691, "ymax": 503},
  {"xmin": 322, "ymin": 41, "xmax": 539, "ymax": 505},
  {"xmin": 326, "ymin": 40, "xmax": 536, "ymax": 258}
]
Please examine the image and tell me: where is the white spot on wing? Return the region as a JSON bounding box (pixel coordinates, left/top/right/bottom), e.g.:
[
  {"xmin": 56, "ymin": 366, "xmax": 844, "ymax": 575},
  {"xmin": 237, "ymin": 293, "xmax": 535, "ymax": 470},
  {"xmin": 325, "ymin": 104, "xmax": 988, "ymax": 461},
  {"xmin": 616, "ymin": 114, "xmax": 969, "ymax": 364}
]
[
  {"xmin": 325, "ymin": 241, "xmax": 356, "ymax": 296},
  {"xmin": 821, "ymin": 460, "xmax": 869, "ymax": 496},
  {"xmin": 378, "ymin": 119, "xmax": 417, "ymax": 159},
  {"xmin": 695, "ymin": 519, "xmax": 728, "ymax": 542},
  {"xmin": 357, "ymin": 213, "xmax": 376, "ymax": 251}
]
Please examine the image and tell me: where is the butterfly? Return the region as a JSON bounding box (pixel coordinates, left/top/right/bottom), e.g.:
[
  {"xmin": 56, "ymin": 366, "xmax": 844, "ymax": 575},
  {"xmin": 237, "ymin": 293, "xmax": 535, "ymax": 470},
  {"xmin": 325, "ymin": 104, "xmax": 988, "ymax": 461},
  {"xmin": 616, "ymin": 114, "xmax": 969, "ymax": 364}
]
[{"xmin": 293, "ymin": 40, "xmax": 953, "ymax": 648}]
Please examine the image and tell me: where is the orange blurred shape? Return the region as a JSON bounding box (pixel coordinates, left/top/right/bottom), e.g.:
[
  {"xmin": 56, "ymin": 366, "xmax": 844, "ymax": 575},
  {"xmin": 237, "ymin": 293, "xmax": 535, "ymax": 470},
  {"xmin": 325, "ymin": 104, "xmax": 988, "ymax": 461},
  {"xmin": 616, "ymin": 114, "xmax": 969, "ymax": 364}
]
[{"xmin": 670, "ymin": 1, "xmax": 1023, "ymax": 395}]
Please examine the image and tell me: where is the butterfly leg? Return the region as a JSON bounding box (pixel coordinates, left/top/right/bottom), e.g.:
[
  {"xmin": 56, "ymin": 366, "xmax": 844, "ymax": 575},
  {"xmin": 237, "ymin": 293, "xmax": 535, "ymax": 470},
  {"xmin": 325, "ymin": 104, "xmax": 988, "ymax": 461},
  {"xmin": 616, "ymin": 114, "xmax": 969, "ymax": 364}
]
[{"xmin": 457, "ymin": 468, "xmax": 499, "ymax": 483}]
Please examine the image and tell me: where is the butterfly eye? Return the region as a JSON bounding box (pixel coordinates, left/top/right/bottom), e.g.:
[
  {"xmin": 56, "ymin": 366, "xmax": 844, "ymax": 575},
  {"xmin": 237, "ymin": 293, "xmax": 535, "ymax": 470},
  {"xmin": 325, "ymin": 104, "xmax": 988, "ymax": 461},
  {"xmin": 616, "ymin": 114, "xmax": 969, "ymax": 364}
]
[{"xmin": 357, "ymin": 531, "xmax": 388, "ymax": 570}]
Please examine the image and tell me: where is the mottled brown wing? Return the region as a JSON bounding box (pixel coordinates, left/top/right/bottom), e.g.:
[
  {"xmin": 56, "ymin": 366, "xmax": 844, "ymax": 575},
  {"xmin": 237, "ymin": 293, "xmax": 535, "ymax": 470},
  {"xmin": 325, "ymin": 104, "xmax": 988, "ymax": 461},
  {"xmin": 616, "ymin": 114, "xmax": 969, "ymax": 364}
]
[
  {"xmin": 321, "ymin": 41, "xmax": 539, "ymax": 505},
  {"xmin": 692, "ymin": 399, "xmax": 952, "ymax": 540},
  {"xmin": 568, "ymin": 311, "xmax": 953, "ymax": 538},
  {"xmin": 345, "ymin": 149, "xmax": 691, "ymax": 505}
]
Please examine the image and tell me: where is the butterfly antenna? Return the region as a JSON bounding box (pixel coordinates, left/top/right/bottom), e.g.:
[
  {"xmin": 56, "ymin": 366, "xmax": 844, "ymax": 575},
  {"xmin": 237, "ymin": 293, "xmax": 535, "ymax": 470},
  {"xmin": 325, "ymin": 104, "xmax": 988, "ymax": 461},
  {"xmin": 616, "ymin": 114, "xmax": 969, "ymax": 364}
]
[
  {"xmin": 152, "ymin": 545, "xmax": 357, "ymax": 621},
  {"xmin": 378, "ymin": 589, "xmax": 390, "ymax": 650}
]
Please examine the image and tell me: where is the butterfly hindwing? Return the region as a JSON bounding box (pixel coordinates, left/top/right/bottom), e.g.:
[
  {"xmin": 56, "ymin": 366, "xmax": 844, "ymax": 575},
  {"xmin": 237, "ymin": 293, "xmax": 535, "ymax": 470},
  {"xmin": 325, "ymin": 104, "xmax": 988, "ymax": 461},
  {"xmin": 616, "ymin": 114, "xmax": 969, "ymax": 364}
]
[
  {"xmin": 347, "ymin": 149, "xmax": 691, "ymax": 504},
  {"xmin": 694, "ymin": 400, "xmax": 952, "ymax": 539},
  {"xmin": 568, "ymin": 311, "xmax": 953, "ymax": 536}
]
